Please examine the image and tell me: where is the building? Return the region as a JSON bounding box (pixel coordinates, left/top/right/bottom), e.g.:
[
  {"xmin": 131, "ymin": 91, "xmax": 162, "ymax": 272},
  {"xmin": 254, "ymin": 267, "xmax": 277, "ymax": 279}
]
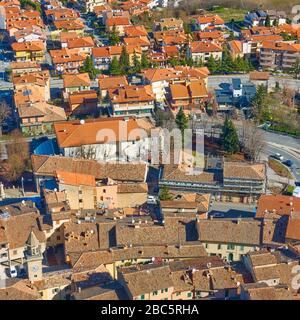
[
  {"xmin": 168, "ymin": 80, "xmax": 209, "ymax": 115},
  {"xmin": 54, "ymin": 117, "xmax": 154, "ymax": 162},
  {"xmin": 11, "ymin": 41, "xmax": 45, "ymax": 62},
  {"xmin": 259, "ymin": 41, "xmax": 300, "ymax": 70},
  {"xmin": 63, "ymin": 73, "xmax": 91, "ymax": 101},
  {"xmin": 187, "ymin": 42, "xmax": 223, "ymax": 64},
  {"xmin": 108, "ymin": 85, "xmax": 155, "ymax": 116},
  {"xmin": 50, "ymin": 48, "xmax": 86, "ymax": 74},
  {"xmin": 192, "ymin": 15, "xmax": 225, "ymax": 31},
  {"xmin": 244, "ymin": 10, "xmax": 286, "ymax": 27},
  {"xmin": 68, "ymin": 90, "xmax": 98, "ymax": 116},
  {"xmin": 98, "ymin": 75, "xmax": 128, "ymax": 99}
]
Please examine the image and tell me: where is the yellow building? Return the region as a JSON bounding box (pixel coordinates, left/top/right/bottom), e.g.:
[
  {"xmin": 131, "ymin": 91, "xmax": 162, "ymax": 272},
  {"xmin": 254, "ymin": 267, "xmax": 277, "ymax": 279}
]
[{"xmin": 12, "ymin": 41, "xmax": 45, "ymax": 62}]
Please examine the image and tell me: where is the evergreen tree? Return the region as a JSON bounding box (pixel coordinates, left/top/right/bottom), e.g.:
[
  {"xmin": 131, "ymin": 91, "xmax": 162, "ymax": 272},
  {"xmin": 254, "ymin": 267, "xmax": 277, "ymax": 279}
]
[
  {"xmin": 109, "ymin": 56, "xmax": 121, "ymax": 75},
  {"xmin": 119, "ymin": 46, "xmax": 130, "ymax": 75},
  {"xmin": 175, "ymin": 107, "xmax": 189, "ymax": 134},
  {"xmin": 265, "ymin": 15, "xmax": 271, "ymax": 27},
  {"xmin": 159, "ymin": 185, "xmax": 173, "ymax": 201},
  {"xmin": 141, "ymin": 52, "xmax": 150, "ymax": 69},
  {"xmin": 221, "ymin": 47, "xmax": 235, "ymax": 73},
  {"xmin": 80, "ymin": 56, "xmax": 98, "ymax": 80},
  {"xmin": 131, "ymin": 53, "xmax": 141, "ymax": 74},
  {"xmin": 109, "ymin": 25, "xmax": 120, "ymax": 45},
  {"xmin": 221, "ymin": 117, "xmax": 239, "ymax": 154},
  {"xmin": 206, "ymin": 55, "xmax": 219, "ymax": 74},
  {"xmin": 273, "ymin": 19, "xmax": 279, "ymax": 26}
]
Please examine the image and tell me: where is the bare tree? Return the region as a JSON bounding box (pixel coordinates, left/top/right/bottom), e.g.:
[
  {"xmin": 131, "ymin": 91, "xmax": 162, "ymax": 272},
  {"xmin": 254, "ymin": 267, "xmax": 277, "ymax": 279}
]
[
  {"xmin": 73, "ymin": 145, "xmax": 97, "ymax": 160},
  {"xmin": 0, "ymin": 130, "xmax": 30, "ymax": 182},
  {"xmin": 0, "ymin": 100, "xmax": 11, "ymax": 136},
  {"xmin": 240, "ymin": 120, "xmax": 265, "ymax": 162}
]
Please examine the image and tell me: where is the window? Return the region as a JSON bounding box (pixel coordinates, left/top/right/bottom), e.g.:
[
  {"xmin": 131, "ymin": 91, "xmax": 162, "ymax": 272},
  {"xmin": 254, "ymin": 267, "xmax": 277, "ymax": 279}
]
[
  {"xmin": 103, "ymin": 189, "xmax": 106, "ymax": 193},
  {"xmin": 227, "ymin": 244, "xmax": 235, "ymax": 250},
  {"xmin": 217, "ymin": 244, "xmax": 222, "ymax": 250},
  {"xmin": 161, "ymin": 288, "xmax": 168, "ymax": 293},
  {"xmin": 153, "ymin": 291, "xmax": 158, "ymax": 296},
  {"xmin": 187, "ymin": 292, "xmax": 192, "ymax": 298},
  {"xmin": 52, "ymin": 288, "xmax": 59, "ymax": 294},
  {"xmin": 57, "ymin": 236, "xmax": 61, "ymax": 241},
  {"xmin": 140, "ymin": 294, "xmax": 145, "ymax": 300},
  {"xmin": 13, "ymin": 250, "xmax": 17, "ymax": 255},
  {"xmin": 240, "ymin": 245, "xmax": 244, "ymax": 251}
]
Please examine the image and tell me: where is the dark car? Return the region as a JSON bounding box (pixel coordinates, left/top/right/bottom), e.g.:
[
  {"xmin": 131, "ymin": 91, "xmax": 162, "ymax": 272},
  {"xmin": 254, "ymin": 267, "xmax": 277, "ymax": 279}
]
[{"xmin": 284, "ymin": 160, "xmax": 293, "ymax": 167}]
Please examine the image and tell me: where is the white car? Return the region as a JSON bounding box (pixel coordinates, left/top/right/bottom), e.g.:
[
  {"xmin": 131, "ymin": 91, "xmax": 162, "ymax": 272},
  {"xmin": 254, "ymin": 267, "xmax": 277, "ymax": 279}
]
[
  {"xmin": 274, "ymin": 153, "xmax": 284, "ymax": 162},
  {"xmin": 147, "ymin": 195, "xmax": 157, "ymax": 204},
  {"xmin": 9, "ymin": 266, "xmax": 17, "ymax": 278}
]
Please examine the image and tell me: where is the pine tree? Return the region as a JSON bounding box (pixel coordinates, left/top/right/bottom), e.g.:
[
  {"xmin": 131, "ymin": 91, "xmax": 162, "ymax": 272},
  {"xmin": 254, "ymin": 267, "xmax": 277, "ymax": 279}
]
[
  {"xmin": 109, "ymin": 56, "xmax": 121, "ymax": 75},
  {"xmin": 273, "ymin": 19, "xmax": 279, "ymax": 27},
  {"xmin": 119, "ymin": 46, "xmax": 130, "ymax": 75},
  {"xmin": 159, "ymin": 185, "xmax": 173, "ymax": 201},
  {"xmin": 265, "ymin": 15, "xmax": 271, "ymax": 27},
  {"xmin": 221, "ymin": 117, "xmax": 239, "ymax": 154},
  {"xmin": 141, "ymin": 52, "xmax": 150, "ymax": 69},
  {"xmin": 221, "ymin": 47, "xmax": 235, "ymax": 73},
  {"xmin": 175, "ymin": 107, "xmax": 189, "ymax": 134},
  {"xmin": 81, "ymin": 56, "xmax": 98, "ymax": 80},
  {"xmin": 131, "ymin": 53, "xmax": 141, "ymax": 74},
  {"xmin": 206, "ymin": 55, "xmax": 218, "ymax": 74},
  {"xmin": 109, "ymin": 25, "xmax": 120, "ymax": 45}
]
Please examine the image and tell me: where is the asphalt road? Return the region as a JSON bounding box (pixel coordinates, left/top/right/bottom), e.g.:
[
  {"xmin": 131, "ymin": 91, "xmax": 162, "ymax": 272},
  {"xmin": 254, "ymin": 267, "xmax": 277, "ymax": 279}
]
[{"xmin": 208, "ymin": 74, "xmax": 300, "ymax": 92}]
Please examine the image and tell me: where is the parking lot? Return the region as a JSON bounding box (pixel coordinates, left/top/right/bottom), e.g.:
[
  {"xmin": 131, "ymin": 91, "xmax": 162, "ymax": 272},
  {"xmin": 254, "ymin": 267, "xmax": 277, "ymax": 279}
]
[{"xmin": 208, "ymin": 201, "xmax": 256, "ymax": 219}]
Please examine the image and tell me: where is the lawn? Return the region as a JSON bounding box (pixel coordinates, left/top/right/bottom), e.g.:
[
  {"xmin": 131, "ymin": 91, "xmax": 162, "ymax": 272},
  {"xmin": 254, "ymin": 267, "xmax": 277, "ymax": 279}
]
[
  {"xmin": 208, "ymin": 7, "xmax": 247, "ymax": 23},
  {"xmin": 268, "ymin": 158, "xmax": 293, "ymax": 179}
]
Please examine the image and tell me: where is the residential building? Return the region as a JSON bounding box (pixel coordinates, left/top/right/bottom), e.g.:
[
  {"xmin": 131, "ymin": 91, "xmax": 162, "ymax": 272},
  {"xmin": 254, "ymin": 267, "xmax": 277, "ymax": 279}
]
[
  {"xmin": 259, "ymin": 41, "xmax": 300, "ymax": 70},
  {"xmin": 68, "ymin": 90, "xmax": 98, "ymax": 116},
  {"xmin": 50, "ymin": 48, "xmax": 86, "ymax": 74},
  {"xmin": 54, "ymin": 117, "xmax": 154, "ymax": 162},
  {"xmin": 187, "ymin": 41, "xmax": 223, "ymax": 64},
  {"xmin": 98, "ymin": 75, "xmax": 128, "ymax": 98},
  {"xmin": 63, "ymin": 73, "xmax": 91, "ymax": 101},
  {"xmin": 11, "ymin": 41, "xmax": 45, "ymax": 62},
  {"xmin": 192, "ymin": 15, "xmax": 225, "ymax": 31},
  {"xmin": 108, "ymin": 85, "xmax": 155, "ymax": 116}
]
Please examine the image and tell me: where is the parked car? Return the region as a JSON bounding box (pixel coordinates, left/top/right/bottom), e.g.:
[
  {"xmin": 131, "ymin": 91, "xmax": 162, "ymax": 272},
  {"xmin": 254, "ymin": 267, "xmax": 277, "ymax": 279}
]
[
  {"xmin": 212, "ymin": 212, "xmax": 225, "ymax": 218},
  {"xmin": 9, "ymin": 266, "xmax": 17, "ymax": 278},
  {"xmin": 147, "ymin": 195, "xmax": 157, "ymax": 204},
  {"xmin": 284, "ymin": 160, "xmax": 293, "ymax": 167},
  {"xmin": 273, "ymin": 153, "xmax": 284, "ymax": 161}
]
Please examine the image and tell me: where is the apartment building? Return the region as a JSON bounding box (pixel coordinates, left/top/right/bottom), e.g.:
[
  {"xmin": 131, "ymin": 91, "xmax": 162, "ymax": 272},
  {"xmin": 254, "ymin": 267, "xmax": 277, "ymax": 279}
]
[
  {"xmin": 11, "ymin": 41, "xmax": 46, "ymax": 62},
  {"xmin": 259, "ymin": 41, "xmax": 300, "ymax": 70},
  {"xmin": 187, "ymin": 41, "xmax": 223, "ymax": 64}
]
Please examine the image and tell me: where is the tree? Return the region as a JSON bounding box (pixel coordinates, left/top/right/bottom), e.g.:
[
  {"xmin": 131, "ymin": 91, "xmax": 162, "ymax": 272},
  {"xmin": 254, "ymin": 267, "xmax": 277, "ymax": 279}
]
[
  {"xmin": 159, "ymin": 185, "xmax": 173, "ymax": 201},
  {"xmin": 273, "ymin": 19, "xmax": 279, "ymax": 27},
  {"xmin": 175, "ymin": 107, "xmax": 188, "ymax": 134},
  {"xmin": 0, "ymin": 130, "xmax": 30, "ymax": 182},
  {"xmin": 0, "ymin": 100, "xmax": 11, "ymax": 136},
  {"xmin": 109, "ymin": 56, "xmax": 121, "ymax": 75},
  {"xmin": 221, "ymin": 117, "xmax": 239, "ymax": 154},
  {"xmin": 240, "ymin": 120, "xmax": 265, "ymax": 162},
  {"xmin": 80, "ymin": 56, "xmax": 98, "ymax": 80},
  {"xmin": 130, "ymin": 53, "xmax": 141, "ymax": 74},
  {"xmin": 265, "ymin": 15, "xmax": 271, "ymax": 27},
  {"xmin": 206, "ymin": 55, "xmax": 219, "ymax": 74},
  {"xmin": 109, "ymin": 25, "xmax": 120, "ymax": 45},
  {"xmin": 141, "ymin": 52, "xmax": 150, "ymax": 69},
  {"xmin": 119, "ymin": 46, "xmax": 130, "ymax": 75}
]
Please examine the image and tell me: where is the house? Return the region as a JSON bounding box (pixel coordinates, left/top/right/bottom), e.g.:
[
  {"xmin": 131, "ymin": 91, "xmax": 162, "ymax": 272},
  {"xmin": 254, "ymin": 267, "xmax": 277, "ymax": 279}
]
[
  {"xmin": 0, "ymin": 279, "xmax": 41, "ymax": 300},
  {"xmin": 92, "ymin": 45, "xmax": 142, "ymax": 71},
  {"xmin": 249, "ymin": 71, "xmax": 270, "ymax": 90},
  {"xmin": 98, "ymin": 75, "xmax": 128, "ymax": 99},
  {"xmin": 11, "ymin": 41, "xmax": 45, "ymax": 62},
  {"xmin": 123, "ymin": 36, "xmax": 150, "ymax": 52},
  {"xmin": 50, "ymin": 48, "xmax": 86, "ymax": 74},
  {"xmin": 63, "ymin": 73, "xmax": 91, "ymax": 101},
  {"xmin": 66, "ymin": 36, "xmax": 95, "ymax": 56},
  {"xmin": 222, "ymin": 161, "xmax": 266, "ymax": 203},
  {"xmin": 51, "ymin": 19, "xmax": 85, "ymax": 40},
  {"xmin": 168, "ymin": 80, "xmax": 209, "ymax": 115},
  {"xmin": 53, "ymin": 170, "xmax": 148, "ymax": 210},
  {"xmin": 195, "ymin": 30, "xmax": 225, "ymax": 44},
  {"xmin": 11, "ymin": 61, "xmax": 41, "ymax": 74},
  {"xmin": 118, "ymin": 264, "xmax": 174, "ymax": 300},
  {"xmin": 105, "ymin": 17, "xmax": 131, "ymax": 36},
  {"xmin": 14, "ymin": 85, "xmax": 67, "ymax": 136},
  {"xmin": 228, "ymin": 40, "xmax": 244, "ymax": 59},
  {"xmin": 54, "ymin": 117, "xmax": 154, "ymax": 162},
  {"xmin": 0, "ymin": 201, "xmax": 46, "ymax": 269},
  {"xmin": 192, "ymin": 15, "xmax": 225, "ymax": 31},
  {"xmin": 215, "ymin": 78, "xmax": 257, "ymax": 110},
  {"xmin": 240, "ymin": 283, "xmax": 293, "ymax": 300},
  {"xmin": 187, "ymin": 41, "xmax": 223, "ymax": 64},
  {"xmin": 259, "ymin": 41, "xmax": 300, "ymax": 70},
  {"xmin": 31, "ymin": 154, "xmax": 148, "ymax": 193},
  {"xmin": 12, "ymin": 70, "xmax": 51, "ymax": 102},
  {"xmin": 77, "ymin": 0, "xmax": 108, "ymax": 13},
  {"xmin": 68, "ymin": 90, "xmax": 98, "ymax": 116},
  {"xmin": 108, "ymin": 85, "xmax": 155, "ymax": 116},
  {"xmin": 142, "ymin": 66, "xmax": 209, "ymax": 101},
  {"xmin": 154, "ymin": 18, "xmax": 183, "ymax": 31},
  {"xmin": 244, "ymin": 10, "xmax": 286, "ymax": 27},
  {"xmin": 13, "ymin": 26, "xmax": 47, "ymax": 43},
  {"xmin": 242, "ymin": 249, "xmax": 299, "ymax": 292}
]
